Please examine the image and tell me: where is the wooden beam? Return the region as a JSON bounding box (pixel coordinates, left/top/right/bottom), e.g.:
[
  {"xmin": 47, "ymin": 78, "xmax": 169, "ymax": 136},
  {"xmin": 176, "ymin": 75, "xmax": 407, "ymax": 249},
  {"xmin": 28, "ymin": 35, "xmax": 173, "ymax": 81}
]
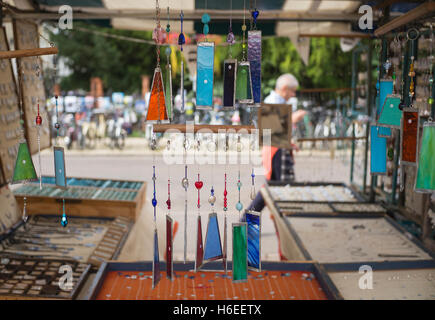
[
  {"xmin": 0, "ymin": 47, "xmax": 58, "ymax": 59},
  {"xmin": 374, "ymin": 2, "xmax": 435, "ymax": 37},
  {"xmin": 297, "ymin": 136, "xmax": 367, "ymax": 142},
  {"xmin": 299, "ymin": 33, "xmax": 371, "ymax": 39},
  {"xmin": 152, "ymin": 124, "xmax": 257, "ymax": 134}
]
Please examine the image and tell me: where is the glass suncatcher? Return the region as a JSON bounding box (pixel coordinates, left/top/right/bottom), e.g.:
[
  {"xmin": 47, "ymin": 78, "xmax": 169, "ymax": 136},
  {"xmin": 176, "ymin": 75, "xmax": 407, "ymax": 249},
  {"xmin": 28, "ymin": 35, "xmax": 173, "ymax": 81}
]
[
  {"xmin": 378, "ymin": 94, "xmax": 402, "ymax": 128},
  {"xmin": 223, "ymin": 59, "xmax": 237, "ymax": 109},
  {"xmin": 415, "ymin": 121, "xmax": 435, "ymax": 192},
  {"xmin": 194, "ymin": 173, "xmax": 204, "ymax": 271},
  {"xmin": 378, "ymin": 126, "xmax": 392, "ymax": 138},
  {"xmin": 246, "ymin": 210, "xmax": 261, "ymax": 271},
  {"xmin": 203, "ymin": 212, "xmax": 223, "ymax": 262},
  {"xmin": 196, "ymin": 42, "xmax": 215, "ymax": 110},
  {"xmin": 248, "ymin": 30, "xmax": 261, "ymax": 107},
  {"xmin": 370, "ymin": 125, "xmax": 387, "ymax": 175},
  {"xmin": 377, "ymin": 79, "xmax": 394, "ymax": 119},
  {"xmin": 53, "ymin": 147, "xmax": 67, "ymax": 189},
  {"xmin": 165, "ymin": 48, "xmax": 173, "ymax": 121},
  {"xmin": 236, "ymin": 62, "xmax": 254, "ymax": 104},
  {"xmin": 12, "ymin": 142, "xmax": 37, "ymax": 184},
  {"xmin": 146, "ymin": 67, "xmax": 168, "ymax": 122},
  {"xmin": 232, "ymin": 222, "xmax": 248, "ymax": 283},
  {"xmin": 166, "ymin": 215, "xmax": 173, "ymax": 279},
  {"xmin": 400, "ymin": 108, "xmax": 419, "ymax": 165}
]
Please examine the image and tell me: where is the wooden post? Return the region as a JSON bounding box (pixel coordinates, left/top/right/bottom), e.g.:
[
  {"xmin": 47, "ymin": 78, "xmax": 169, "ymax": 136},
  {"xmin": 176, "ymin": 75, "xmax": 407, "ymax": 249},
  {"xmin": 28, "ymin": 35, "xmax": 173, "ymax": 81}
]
[{"xmin": 0, "ymin": 47, "xmax": 58, "ymax": 59}]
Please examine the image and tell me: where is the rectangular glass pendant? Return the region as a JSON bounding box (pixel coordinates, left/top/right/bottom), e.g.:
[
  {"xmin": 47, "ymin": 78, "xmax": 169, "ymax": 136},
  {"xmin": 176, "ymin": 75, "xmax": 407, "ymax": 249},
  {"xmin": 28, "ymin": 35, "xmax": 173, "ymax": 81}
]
[
  {"xmin": 165, "ymin": 63, "xmax": 173, "ymax": 121},
  {"xmin": 232, "ymin": 222, "xmax": 248, "ymax": 283},
  {"xmin": 223, "ymin": 214, "xmax": 227, "ymax": 273},
  {"xmin": 236, "ymin": 61, "xmax": 254, "ymax": 104},
  {"xmin": 377, "ymin": 79, "xmax": 394, "ymax": 118},
  {"xmin": 378, "ymin": 126, "xmax": 392, "ymax": 138},
  {"xmin": 195, "ymin": 215, "xmax": 204, "ymax": 271},
  {"xmin": 203, "ymin": 212, "xmax": 223, "ymax": 262},
  {"xmin": 370, "ymin": 125, "xmax": 387, "ymax": 175},
  {"xmin": 248, "ymin": 30, "xmax": 261, "ymax": 107},
  {"xmin": 152, "ymin": 228, "xmax": 161, "ymax": 289},
  {"xmin": 53, "ymin": 146, "xmax": 67, "ymax": 189},
  {"xmin": 401, "ymin": 108, "xmax": 419, "ymax": 166},
  {"xmin": 415, "ymin": 122, "xmax": 435, "ymax": 192},
  {"xmin": 196, "ymin": 41, "xmax": 215, "ymax": 110},
  {"xmin": 378, "ymin": 94, "xmax": 402, "ymax": 128},
  {"xmin": 11, "ymin": 142, "xmax": 37, "ymax": 184},
  {"xmin": 246, "ymin": 210, "xmax": 261, "ymax": 271},
  {"xmin": 146, "ymin": 67, "xmax": 168, "ymax": 123},
  {"xmin": 223, "ymin": 59, "xmax": 237, "ymax": 109},
  {"xmin": 166, "ymin": 215, "xmax": 173, "ymax": 280}
]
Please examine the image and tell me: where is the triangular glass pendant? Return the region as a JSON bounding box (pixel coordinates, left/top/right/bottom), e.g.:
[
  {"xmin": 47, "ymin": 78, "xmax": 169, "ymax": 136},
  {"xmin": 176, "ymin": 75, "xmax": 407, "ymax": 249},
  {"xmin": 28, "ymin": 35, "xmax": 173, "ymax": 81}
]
[
  {"xmin": 194, "ymin": 215, "xmax": 204, "ymax": 271},
  {"xmin": 401, "ymin": 108, "xmax": 419, "ymax": 166},
  {"xmin": 223, "ymin": 59, "xmax": 237, "ymax": 109},
  {"xmin": 246, "ymin": 210, "xmax": 261, "ymax": 271},
  {"xmin": 196, "ymin": 41, "xmax": 215, "ymax": 110},
  {"xmin": 248, "ymin": 30, "xmax": 262, "ymax": 107},
  {"xmin": 232, "ymin": 222, "xmax": 248, "ymax": 283},
  {"xmin": 54, "ymin": 146, "xmax": 67, "ymax": 189},
  {"xmin": 203, "ymin": 212, "xmax": 223, "ymax": 262},
  {"xmin": 165, "ymin": 63, "xmax": 173, "ymax": 121},
  {"xmin": 415, "ymin": 122, "xmax": 435, "ymax": 193},
  {"xmin": 236, "ymin": 61, "xmax": 254, "ymax": 104},
  {"xmin": 152, "ymin": 228, "xmax": 161, "ymax": 289},
  {"xmin": 378, "ymin": 94, "xmax": 402, "ymax": 128},
  {"xmin": 11, "ymin": 142, "xmax": 37, "ymax": 184},
  {"xmin": 166, "ymin": 214, "xmax": 173, "ymax": 280},
  {"xmin": 146, "ymin": 67, "xmax": 168, "ymax": 123}
]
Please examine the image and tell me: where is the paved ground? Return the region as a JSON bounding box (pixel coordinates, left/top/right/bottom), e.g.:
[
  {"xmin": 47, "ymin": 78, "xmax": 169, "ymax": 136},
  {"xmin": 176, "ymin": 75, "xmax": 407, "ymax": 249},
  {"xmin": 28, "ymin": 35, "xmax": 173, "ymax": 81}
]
[{"xmin": 33, "ymin": 138, "xmax": 352, "ymax": 261}]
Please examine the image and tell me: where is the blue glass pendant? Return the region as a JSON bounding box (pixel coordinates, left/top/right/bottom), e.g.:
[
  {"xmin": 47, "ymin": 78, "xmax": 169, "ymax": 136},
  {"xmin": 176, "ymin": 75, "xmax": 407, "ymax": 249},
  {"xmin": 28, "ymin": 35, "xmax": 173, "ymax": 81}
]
[
  {"xmin": 378, "ymin": 94, "xmax": 402, "ymax": 128},
  {"xmin": 377, "ymin": 126, "xmax": 391, "ymax": 138},
  {"xmin": 223, "ymin": 59, "xmax": 237, "ymax": 109},
  {"xmin": 203, "ymin": 212, "xmax": 223, "ymax": 262},
  {"xmin": 377, "ymin": 79, "xmax": 393, "ymax": 118},
  {"xmin": 246, "ymin": 210, "xmax": 261, "ymax": 271},
  {"xmin": 370, "ymin": 125, "xmax": 387, "ymax": 175},
  {"xmin": 196, "ymin": 42, "xmax": 215, "ymax": 110},
  {"xmin": 152, "ymin": 229, "xmax": 161, "ymax": 288},
  {"xmin": 54, "ymin": 146, "xmax": 67, "ymax": 189},
  {"xmin": 248, "ymin": 30, "xmax": 262, "ymax": 106}
]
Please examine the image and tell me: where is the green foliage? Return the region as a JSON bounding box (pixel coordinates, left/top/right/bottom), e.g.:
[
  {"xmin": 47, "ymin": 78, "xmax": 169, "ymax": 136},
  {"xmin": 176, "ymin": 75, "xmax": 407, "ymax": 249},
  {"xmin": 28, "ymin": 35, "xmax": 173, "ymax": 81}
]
[{"xmin": 49, "ymin": 22, "xmax": 353, "ymax": 96}]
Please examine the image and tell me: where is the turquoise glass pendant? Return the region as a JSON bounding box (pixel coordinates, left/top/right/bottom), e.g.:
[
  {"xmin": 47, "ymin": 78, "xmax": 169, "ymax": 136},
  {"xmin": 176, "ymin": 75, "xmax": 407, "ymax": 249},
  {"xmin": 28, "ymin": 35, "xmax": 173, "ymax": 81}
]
[
  {"xmin": 203, "ymin": 212, "xmax": 223, "ymax": 263},
  {"xmin": 152, "ymin": 228, "xmax": 161, "ymax": 288},
  {"xmin": 195, "ymin": 214, "xmax": 204, "ymax": 271},
  {"xmin": 377, "ymin": 79, "xmax": 393, "ymax": 119},
  {"xmin": 415, "ymin": 122, "xmax": 435, "ymax": 192},
  {"xmin": 246, "ymin": 210, "xmax": 261, "ymax": 271},
  {"xmin": 232, "ymin": 222, "xmax": 248, "ymax": 283},
  {"xmin": 54, "ymin": 146, "xmax": 67, "ymax": 188},
  {"xmin": 378, "ymin": 94, "xmax": 402, "ymax": 128},
  {"xmin": 223, "ymin": 59, "xmax": 237, "ymax": 109},
  {"xmin": 370, "ymin": 125, "xmax": 387, "ymax": 175},
  {"xmin": 11, "ymin": 142, "xmax": 37, "ymax": 184},
  {"xmin": 196, "ymin": 42, "xmax": 215, "ymax": 110},
  {"xmin": 377, "ymin": 126, "xmax": 392, "ymax": 138},
  {"xmin": 248, "ymin": 30, "xmax": 261, "ymax": 107}
]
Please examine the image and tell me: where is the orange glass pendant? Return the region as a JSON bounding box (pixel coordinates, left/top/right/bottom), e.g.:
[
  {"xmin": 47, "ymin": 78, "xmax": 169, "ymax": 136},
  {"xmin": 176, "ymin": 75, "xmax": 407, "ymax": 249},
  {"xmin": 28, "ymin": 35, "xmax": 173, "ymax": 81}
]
[
  {"xmin": 146, "ymin": 67, "xmax": 168, "ymax": 122},
  {"xmin": 400, "ymin": 108, "xmax": 419, "ymax": 166}
]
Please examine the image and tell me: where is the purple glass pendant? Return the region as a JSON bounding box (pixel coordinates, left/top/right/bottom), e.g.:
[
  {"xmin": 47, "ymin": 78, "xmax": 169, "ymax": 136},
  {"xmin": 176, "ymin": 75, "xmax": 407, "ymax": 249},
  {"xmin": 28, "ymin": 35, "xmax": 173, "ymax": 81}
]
[{"xmin": 226, "ymin": 30, "xmax": 235, "ymax": 45}]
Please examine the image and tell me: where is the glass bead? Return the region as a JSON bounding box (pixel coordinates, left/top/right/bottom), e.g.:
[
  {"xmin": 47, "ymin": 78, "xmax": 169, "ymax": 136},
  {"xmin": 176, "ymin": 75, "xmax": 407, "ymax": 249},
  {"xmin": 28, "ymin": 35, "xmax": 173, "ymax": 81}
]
[
  {"xmin": 178, "ymin": 33, "xmax": 186, "ymax": 45},
  {"xmin": 203, "ymin": 24, "xmax": 209, "ymax": 35},
  {"xmin": 152, "ymin": 27, "xmax": 166, "ymax": 44},
  {"xmin": 54, "ymin": 123, "xmax": 60, "ymax": 129},
  {"xmin": 242, "ymin": 43, "xmax": 247, "ymax": 50},
  {"xmin": 35, "ymin": 115, "xmax": 42, "ymax": 126},
  {"xmin": 237, "ymin": 182, "xmax": 242, "ymax": 188},
  {"xmin": 195, "ymin": 181, "xmax": 203, "ymax": 190},
  {"xmin": 223, "ymin": 207, "xmax": 228, "ymax": 211},
  {"xmin": 165, "ymin": 46, "xmax": 171, "ymax": 56},
  {"xmin": 166, "ymin": 199, "xmax": 171, "ymax": 209},
  {"xmin": 226, "ymin": 32, "xmax": 235, "ymax": 44},
  {"xmin": 152, "ymin": 198, "xmax": 157, "ymax": 207},
  {"xmin": 430, "ymin": 77, "xmax": 434, "ymax": 85},
  {"xmin": 428, "ymin": 97, "xmax": 434, "ymax": 105},
  {"xmin": 61, "ymin": 214, "xmax": 68, "ymax": 227},
  {"xmin": 223, "ymin": 190, "xmax": 227, "ymax": 196},
  {"xmin": 252, "ymin": 10, "xmax": 259, "ymax": 20},
  {"xmin": 166, "ymin": 24, "xmax": 170, "ymax": 33},
  {"xmin": 181, "ymin": 177, "xmax": 189, "ymax": 189},
  {"xmin": 201, "ymin": 13, "xmax": 210, "ymax": 24},
  {"xmin": 241, "ymin": 24, "xmax": 247, "ymax": 31},
  {"xmin": 208, "ymin": 195, "xmax": 216, "ymax": 205},
  {"xmin": 236, "ymin": 202, "xmax": 243, "ymax": 211}
]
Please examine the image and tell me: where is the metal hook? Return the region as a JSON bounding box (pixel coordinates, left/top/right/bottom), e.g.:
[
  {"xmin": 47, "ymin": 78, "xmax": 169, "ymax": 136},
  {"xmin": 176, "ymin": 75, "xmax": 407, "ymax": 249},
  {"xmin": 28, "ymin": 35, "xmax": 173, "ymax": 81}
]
[{"xmin": 406, "ymin": 28, "xmax": 419, "ymax": 41}]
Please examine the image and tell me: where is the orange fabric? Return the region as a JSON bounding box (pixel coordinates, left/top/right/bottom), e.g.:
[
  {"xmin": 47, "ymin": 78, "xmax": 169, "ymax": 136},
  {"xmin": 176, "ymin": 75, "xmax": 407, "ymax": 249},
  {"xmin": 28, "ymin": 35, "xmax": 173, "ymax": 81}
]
[
  {"xmin": 96, "ymin": 270, "xmax": 328, "ymax": 300},
  {"xmin": 262, "ymin": 146, "xmax": 279, "ymax": 180}
]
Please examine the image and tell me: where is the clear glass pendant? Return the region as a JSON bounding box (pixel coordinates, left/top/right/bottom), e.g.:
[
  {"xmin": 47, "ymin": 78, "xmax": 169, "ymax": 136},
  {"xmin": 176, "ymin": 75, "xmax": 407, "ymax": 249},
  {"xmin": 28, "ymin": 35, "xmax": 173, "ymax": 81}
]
[
  {"xmin": 11, "ymin": 142, "xmax": 37, "ymax": 184},
  {"xmin": 248, "ymin": 30, "xmax": 262, "ymax": 106},
  {"xmin": 236, "ymin": 61, "xmax": 254, "ymax": 104},
  {"xmin": 223, "ymin": 59, "xmax": 237, "ymax": 109},
  {"xmin": 196, "ymin": 42, "xmax": 215, "ymax": 110},
  {"xmin": 146, "ymin": 67, "xmax": 168, "ymax": 123}
]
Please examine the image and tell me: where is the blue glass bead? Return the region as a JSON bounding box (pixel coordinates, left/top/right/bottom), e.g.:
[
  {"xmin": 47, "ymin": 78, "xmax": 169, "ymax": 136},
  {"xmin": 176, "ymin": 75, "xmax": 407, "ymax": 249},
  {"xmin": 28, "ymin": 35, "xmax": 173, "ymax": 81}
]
[
  {"xmin": 178, "ymin": 33, "xmax": 185, "ymax": 45},
  {"xmin": 223, "ymin": 207, "xmax": 228, "ymax": 211},
  {"xmin": 375, "ymin": 82, "xmax": 379, "ymax": 90},
  {"xmin": 165, "ymin": 46, "xmax": 171, "ymax": 56},
  {"xmin": 166, "ymin": 24, "xmax": 170, "ymax": 33},
  {"xmin": 251, "ymin": 173, "xmax": 255, "ymax": 178},
  {"xmin": 61, "ymin": 214, "xmax": 68, "ymax": 227},
  {"xmin": 201, "ymin": 13, "xmax": 210, "ymax": 24},
  {"xmin": 252, "ymin": 10, "xmax": 259, "ymax": 20},
  {"xmin": 211, "ymin": 188, "xmax": 214, "ymax": 195},
  {"xmin": 236, "ymin": 202, "xmax": 243, "ymax": 211},
  {"xmin": 152, "ymin": 198, "xmax": 157, "ymax": 207},
  {"xmin": 203, "ymin": 24, "xmax": 209, "ymax": 35}
]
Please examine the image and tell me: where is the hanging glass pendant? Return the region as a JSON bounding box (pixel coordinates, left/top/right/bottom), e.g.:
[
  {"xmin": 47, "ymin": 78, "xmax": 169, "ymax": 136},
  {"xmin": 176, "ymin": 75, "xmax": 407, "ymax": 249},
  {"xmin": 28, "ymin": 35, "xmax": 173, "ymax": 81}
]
[
  {"xmin": 203, "ymin": 212, "xmax": 223, "ymax": 262},
  {"xmin": 377, "ymin": 126, "xmax": 392, "ymax": 138},
  {"xmin": 248, "ymin": 30, "xmax": 262, "ymax": 107},
  {"xmin": 246, "ymin": 210, "xmax": 261, "ymax": 271},
  {"xmin": 236, "ymin": 61, "xmax": 254, "ymax": 104},
  {"xmin": 223, "ymin": 59, "xmax": 237, "ymax": 109},
  {"xmin": 166, "ymin": 214, "xmax": 173, "ymax": 280},
  {"xmin": 146, "ymin": 67, "xmax": 168, "ymax": 122},
  {"xmin": 53, "ymin": 146, "xmax": 67, "ymax": 188},
  {"xmin": 377, "ymin": 79, "xmax": 394, "ymax": 119},
  {"xmin": 195, "ymin": 214, "xmax": 204, "ymax": 271},
  {"xmin": 165, "ymin": 49, "xmax": 173, "ymax": 121},
  {"xmin": 232, "ymin": 222, "xmax": 248, "ymax": 283},
  {"xmin": 415, "ymin": 121, "xmax": 435, "ymax": 192},
  {"xmin": 196, "ymin": 42, "xmax": 215, "ymax": 110},
  {"xmin": 378, "ymin": 94, "xmax": 402, "ymax": 128},
  {"xmin": 181, "ymin": 60, "xmax": 185, "ymax": 112},
  {"xmin": 370, "ymin": 125, "xmax": 387, "ymax": 175},
  {"xmin": 223, "ymin": 214, "xmax": 227, "ymax": 273},
  {"xmin": 401, "ymin": 108, "xmax": 419, "ymax": 166},
  {"xmin": 61, "ymin": 198, "xmax": 68, "ymax": 227},
  {"xmin": 152, "ymin": 228, "xmax": 161, "ymax": 289},
  {"xmin": 11, "ymin": 142, "xmax": 37, "ymax": 184}
]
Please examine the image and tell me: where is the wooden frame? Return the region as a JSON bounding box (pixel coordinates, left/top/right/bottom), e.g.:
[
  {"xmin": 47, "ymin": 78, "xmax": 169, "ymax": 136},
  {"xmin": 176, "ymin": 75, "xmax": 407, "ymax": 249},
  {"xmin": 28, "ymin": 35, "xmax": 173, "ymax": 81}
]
[
  {"xmin": 82, "ymin": 260, "xmax": 343, "ymax": 300},
  {"xmin": 257, "ymin": 103, "xmax": 292, "ymax": 149}
]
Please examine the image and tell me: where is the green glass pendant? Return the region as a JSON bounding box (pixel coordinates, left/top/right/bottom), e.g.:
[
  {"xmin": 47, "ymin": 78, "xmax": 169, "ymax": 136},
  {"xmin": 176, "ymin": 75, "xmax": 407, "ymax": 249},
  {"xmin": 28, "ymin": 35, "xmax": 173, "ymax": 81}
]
[
  {"xmin": 165, "ymin": 62, "xmax": 173, "ymax": 121},
  {"xmin": 415, "ymin": 122, "xmax": 435, "ymax": 193},
  {"xmin": 236, "ymin": 61, "xmax": 253, "ymax": 104},
  {"xmin": 11, "ymin": 142, "xmax": 37, "ymax": 184},
  {"xmin": 232, "ymin": 222, "xmax": 248, "ymax": 283}
]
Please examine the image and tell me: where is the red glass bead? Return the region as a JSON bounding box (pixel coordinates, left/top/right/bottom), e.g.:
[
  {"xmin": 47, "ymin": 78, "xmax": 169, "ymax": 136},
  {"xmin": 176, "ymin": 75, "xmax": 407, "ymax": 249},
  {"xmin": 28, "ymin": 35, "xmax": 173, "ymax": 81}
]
[
  {"xmin": 166, "ymin": 199, "xmax": 171, "ymax": 209},
  {"xmin": 195, "ymin": 181, "xmax": 203, "ymax": 190},
  {"xmin": 35, "ymin": 115, "xmax": 42, "ymax": 125},
  {"xmin": 223, "ymin": 190, "xmax": 227, "ymax": 196}
]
